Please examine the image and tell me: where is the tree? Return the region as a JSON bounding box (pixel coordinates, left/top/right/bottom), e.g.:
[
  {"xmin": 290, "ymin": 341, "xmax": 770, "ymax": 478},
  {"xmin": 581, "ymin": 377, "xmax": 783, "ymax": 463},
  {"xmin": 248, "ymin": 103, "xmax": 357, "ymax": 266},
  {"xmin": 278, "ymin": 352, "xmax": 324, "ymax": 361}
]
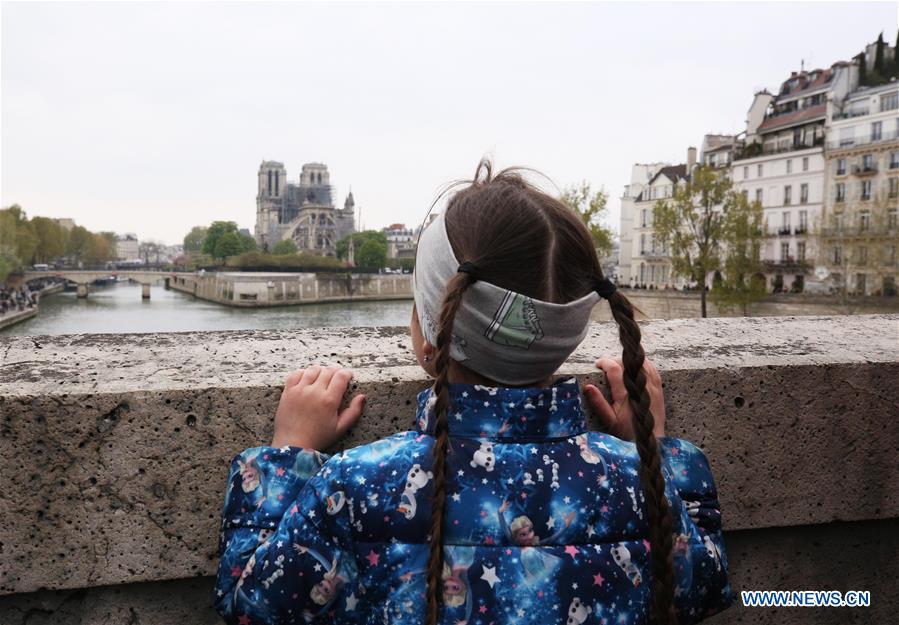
[
  {"xmin": 202, "ymin": 221, "xmax": 240, "ymax": 257},
  {"xmin": 213, "ymin": 231, "xmax": 244, "ymax": 260},
  {"xmin": 239, "ymin": 233, "xmax": 257, "ymax": 253},
  {"xmin": 356, "ymin": 238, "xmax": 387, "ymax": 270},
  {"xmin": 337, "ymin": 231, "xmax": 388, "ymax": 261},
  {"xmin": 560, "ymin": 182, "xmax": 614, "ymax": 257},
  {"xmin": 874, "ymin": 32, "xmax": 885, "ymax": 74},
  {"xmin": 652, "ymin": 166, "xmax": 735, "ymax": 318},
  {"xmin": 183, "ymin": 226, "xmax": 208, "ymax": 253},
  {"xmin": 66, "ymin": 225, "xmax": 94, "ymax": 263},
  {"xmin": 30, "ymin": 217, "xmax": 67, "ymax": 264},
  {"xmin": 709, "ymin": 195, "xmax": 767, "ymax": 316},
  {"xmin": 272, "ymin": 239, "xmax": 298, "ymax": 255}
]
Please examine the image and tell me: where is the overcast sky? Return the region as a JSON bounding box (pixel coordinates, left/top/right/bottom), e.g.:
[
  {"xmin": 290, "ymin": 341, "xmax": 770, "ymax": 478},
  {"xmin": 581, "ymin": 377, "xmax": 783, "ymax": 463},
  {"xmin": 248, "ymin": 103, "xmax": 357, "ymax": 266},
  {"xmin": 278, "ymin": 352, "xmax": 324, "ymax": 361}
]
[{"xmin": 2, "ymin": 2, "xmax": 896, "ymax": 245}]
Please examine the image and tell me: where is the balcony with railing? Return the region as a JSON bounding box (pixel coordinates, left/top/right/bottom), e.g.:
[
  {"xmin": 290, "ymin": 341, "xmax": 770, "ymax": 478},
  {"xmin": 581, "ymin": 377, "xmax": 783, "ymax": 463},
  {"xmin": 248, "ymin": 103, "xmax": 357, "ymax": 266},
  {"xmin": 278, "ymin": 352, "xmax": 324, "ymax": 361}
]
[
  {"xmin": 853, "ymin": 164, "xmax": 878, "ymax": 176},
  {"xmin": 831, "ymin": 108, "xmax": 870, "ymax": 120},
  {"xmin": 828, "ymin": 129, "xmax": 899, "ymax": 150},
  {"xmin": 735, "ymin": 136, "xmax": 824, "ymax": 161}
]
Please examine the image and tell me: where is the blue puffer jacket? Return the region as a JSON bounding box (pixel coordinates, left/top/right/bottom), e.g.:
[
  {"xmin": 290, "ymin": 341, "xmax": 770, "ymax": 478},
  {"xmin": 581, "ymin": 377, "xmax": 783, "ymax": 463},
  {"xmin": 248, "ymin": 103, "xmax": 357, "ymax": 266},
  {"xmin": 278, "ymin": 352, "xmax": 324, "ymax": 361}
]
[{"xmin": 214, "ymin": 377, "xmax": 733, "ymax": 624}]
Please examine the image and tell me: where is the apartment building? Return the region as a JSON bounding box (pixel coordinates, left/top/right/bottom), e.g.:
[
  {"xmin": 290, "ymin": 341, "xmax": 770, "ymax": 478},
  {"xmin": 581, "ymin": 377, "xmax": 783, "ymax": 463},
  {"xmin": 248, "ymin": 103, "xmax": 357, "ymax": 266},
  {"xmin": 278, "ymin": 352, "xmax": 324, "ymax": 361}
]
[
  {"xmin": 823, "ymin": 80, "xmax": 899, "ymax": 295},
  {"xmin": 732, "ymin": 62, "xmax": 857, "ymax": 293}
]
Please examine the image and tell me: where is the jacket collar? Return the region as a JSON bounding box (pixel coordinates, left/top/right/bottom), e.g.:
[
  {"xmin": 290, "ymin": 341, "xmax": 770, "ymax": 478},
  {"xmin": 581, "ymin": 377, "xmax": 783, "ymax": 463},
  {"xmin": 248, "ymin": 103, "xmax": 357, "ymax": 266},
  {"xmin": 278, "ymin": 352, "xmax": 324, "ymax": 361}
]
[{"xmin": 414, "ymin": 376, "xmax": 588, "ymax": 441}]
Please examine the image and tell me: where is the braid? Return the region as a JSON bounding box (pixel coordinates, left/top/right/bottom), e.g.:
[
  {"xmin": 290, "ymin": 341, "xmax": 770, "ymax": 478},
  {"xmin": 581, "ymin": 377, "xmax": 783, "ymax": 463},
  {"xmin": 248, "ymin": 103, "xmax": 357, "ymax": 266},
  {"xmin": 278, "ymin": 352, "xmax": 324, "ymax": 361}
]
[
  {"xmin": 426, "ymin": 272, "xmax": 475, "ymax": 625},
  {"xmin": 608, "ymin": 291, "xmax": 677, "ymax": 625}
]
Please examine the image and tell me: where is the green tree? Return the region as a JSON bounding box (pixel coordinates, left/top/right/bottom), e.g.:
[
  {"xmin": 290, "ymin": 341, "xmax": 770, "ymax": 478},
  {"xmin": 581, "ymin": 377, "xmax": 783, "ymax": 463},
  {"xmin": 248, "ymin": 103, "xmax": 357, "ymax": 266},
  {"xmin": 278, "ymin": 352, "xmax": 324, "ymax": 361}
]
[
  {"xmin": 357, "ymin": 238, "xmax": 388, "ymax": 270},
  {"xmin": 560, "ymin": 182, "xmax": 614, "ymax": 257},
  {"xmin": 183, "ymin": 226, "xmax": 208, "ymax": 253},
  {"xmin": 0, "ymin": 205, "xmax": 37, "ymax": 269},
  {"xmin": 213, "ymin": 231, "xmax": 244, "ymax": 260},
  {"xmin": 202, "ymin": 221, "xmax": 240, "ymax": 257},
  {"xmin": 30, "ymin": 217, "xmax": 67, "ymax": 264},
  {"xmin": 652, "ymin": 165, "xmax": 736, "ymax": 318},
  {"xmin": 272, "ymin": 239, "xmax": 298, "ymax": 255},
  {"xmin": 239, "ymin": 233, "xmax": 257, "ymax": 253},
  {"xmin": 337, "ymin": 231, "xmax": 389, "ymax": 260},
  {"xmin": 709, "ymin": 196, "xmax": 767, "ymax": 316},
  {"xmin": 874, "ymin": 32, "xmax": 885, "ymax": 74},
  {"xmin": 66, "ymin": 225, "xmax": 94, "ymax": 262}
]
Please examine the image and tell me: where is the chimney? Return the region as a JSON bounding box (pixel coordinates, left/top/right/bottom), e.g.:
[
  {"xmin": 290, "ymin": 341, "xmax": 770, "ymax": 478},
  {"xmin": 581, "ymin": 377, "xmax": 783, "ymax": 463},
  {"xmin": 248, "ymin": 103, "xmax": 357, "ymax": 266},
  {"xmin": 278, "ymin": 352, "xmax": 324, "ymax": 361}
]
[{"xmin": 687, "ymin": 147, "xmax": 697, "ymax": 170}]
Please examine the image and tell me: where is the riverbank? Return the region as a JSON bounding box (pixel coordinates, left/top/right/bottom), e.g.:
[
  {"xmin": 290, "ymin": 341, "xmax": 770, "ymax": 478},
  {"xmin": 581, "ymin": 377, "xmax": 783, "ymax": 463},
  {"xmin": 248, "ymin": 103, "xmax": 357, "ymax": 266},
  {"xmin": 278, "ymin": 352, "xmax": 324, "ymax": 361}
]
[
  {"xmin": 0, "ymin": 306, "xmax": 37, "ymax": 331},
  {"xmin": 168, "ymin": 271, "xmax": 413, "ymax": 307},
  {"xmin": 0, "ymin": 281, "xmax": 63, "ymax": 331}
]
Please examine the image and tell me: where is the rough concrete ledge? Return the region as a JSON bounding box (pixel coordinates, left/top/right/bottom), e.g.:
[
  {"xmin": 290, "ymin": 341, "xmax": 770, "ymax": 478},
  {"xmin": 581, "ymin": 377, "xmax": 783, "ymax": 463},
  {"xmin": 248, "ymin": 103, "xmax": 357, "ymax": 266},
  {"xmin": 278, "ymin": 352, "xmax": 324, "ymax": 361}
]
[{"xmin": 0, "ymin": 315, "xmax": 897, "ymax": 599}]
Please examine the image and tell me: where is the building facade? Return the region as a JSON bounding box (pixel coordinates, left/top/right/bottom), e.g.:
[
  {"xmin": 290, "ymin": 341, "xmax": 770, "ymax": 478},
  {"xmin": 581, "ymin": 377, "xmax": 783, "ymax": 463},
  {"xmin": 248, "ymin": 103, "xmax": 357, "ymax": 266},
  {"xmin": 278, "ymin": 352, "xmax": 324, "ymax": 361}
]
[
  {"xmin": 254, "ymin": 161, "xmax": 355, "ymax": 257},
  {"xmin": 382, "ymin": 224, "xmax": 416, "ymax": 260},
  {"xmin": 822, "ymin": 79, "xmax": 899, "ymax": 295},
  {"xmin": 732, "ymin": 62, "xmax": 857, "ymax": 293},
  {"xmin": 115, "ymin": 234, "xmax": 139, "ymax": 261}
]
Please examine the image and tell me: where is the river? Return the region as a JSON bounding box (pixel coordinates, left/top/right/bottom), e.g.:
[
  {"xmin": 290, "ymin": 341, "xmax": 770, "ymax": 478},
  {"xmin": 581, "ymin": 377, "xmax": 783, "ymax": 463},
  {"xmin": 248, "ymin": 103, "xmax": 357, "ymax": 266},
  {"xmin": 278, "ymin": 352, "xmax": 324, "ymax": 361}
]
[{"xmin": 0, "ymin": 281, "xmax": 414, "ymax": 335}]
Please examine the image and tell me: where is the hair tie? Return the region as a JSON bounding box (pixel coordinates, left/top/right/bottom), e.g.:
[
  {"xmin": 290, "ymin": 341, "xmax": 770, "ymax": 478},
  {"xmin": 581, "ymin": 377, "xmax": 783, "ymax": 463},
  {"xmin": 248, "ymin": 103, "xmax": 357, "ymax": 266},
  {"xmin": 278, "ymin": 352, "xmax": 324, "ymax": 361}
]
[
  {"xmin": 457, "ymin": 262, "xmax": 479, "ymax": 283},
  {"xmin": 595, "ymin": 277, "xmax": 617, "ymax": 300}
]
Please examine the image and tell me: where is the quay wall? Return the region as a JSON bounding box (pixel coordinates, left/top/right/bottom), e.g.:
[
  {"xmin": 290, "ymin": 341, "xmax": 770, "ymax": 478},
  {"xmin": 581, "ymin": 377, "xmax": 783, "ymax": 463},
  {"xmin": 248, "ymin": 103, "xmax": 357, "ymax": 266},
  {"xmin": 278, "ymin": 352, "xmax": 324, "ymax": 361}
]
[
  {"xmin": 0, "ymin": 315, "xmax": 897, "ymax": 624},
  {"xmin": 167, "ymin": 272, "xmax": 412, "ymax": 307}
]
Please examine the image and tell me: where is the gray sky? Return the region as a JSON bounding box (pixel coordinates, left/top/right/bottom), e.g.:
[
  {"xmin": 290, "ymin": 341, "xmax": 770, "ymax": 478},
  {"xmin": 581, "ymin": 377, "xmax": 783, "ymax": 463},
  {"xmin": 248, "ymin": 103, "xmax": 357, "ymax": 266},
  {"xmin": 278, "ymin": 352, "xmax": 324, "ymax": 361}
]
[{"xmin": 2, "ymin": 2, "xmax": 896, "ymax": 245}]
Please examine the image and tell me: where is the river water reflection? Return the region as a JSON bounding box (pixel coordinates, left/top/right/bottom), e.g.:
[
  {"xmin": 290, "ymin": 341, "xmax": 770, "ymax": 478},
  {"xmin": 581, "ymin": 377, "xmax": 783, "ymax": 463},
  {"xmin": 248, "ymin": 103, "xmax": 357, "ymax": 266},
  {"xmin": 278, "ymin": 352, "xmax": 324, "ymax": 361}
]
[{"xmin": 1, "ymin": 281, "xmax": 414, "ymax": 336}]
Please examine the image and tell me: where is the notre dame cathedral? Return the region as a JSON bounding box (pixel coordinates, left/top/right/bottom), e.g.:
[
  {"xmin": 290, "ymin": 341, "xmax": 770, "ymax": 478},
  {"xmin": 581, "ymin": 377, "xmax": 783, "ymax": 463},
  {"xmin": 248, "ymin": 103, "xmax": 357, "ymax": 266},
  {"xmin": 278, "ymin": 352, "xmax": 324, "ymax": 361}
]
[{"xmin": 254, "ymin": 161, "xmax": 356, "ymax": 257}]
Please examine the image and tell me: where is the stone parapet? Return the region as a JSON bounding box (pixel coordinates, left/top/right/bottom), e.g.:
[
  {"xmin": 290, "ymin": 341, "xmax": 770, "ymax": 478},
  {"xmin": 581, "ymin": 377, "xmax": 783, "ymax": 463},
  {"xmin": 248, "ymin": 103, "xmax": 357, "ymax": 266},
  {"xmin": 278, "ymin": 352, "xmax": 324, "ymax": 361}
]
[{"xmin": 1, "ymin": 315, "xmax": 897, "ymax": 623}]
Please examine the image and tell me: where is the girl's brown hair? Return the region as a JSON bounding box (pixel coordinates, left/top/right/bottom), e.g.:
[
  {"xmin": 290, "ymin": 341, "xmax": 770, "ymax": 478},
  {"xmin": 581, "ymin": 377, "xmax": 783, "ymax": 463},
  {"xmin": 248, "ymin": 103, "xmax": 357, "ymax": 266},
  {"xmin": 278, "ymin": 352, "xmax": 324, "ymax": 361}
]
[{"xmin": 424, "ymin": 159, "xmax": 675, "ymax": 625}]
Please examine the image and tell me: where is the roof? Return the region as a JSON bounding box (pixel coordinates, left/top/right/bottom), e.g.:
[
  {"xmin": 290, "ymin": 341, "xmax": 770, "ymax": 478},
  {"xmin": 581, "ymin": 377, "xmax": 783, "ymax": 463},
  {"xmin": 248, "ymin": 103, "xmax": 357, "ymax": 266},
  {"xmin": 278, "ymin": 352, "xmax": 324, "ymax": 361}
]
[
  {"xmin": 757, "ymin": 102, "xmax": 827, "ymax": 133},
  {"xmin": 637, "ymin": 165, "xmax": 688, "ymax": 201},
  {"xmin": 777, "ymin": 68, "xmax": 834, "ymax": 100}
]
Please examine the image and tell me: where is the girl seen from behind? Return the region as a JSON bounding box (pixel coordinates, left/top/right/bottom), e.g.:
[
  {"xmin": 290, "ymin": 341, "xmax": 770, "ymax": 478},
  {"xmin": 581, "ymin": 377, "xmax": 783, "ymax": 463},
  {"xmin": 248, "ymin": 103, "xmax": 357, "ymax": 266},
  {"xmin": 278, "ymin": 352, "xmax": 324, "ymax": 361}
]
[{"xmin": 214, "ymin": 160, "xmax": 734, "ymax": 624}]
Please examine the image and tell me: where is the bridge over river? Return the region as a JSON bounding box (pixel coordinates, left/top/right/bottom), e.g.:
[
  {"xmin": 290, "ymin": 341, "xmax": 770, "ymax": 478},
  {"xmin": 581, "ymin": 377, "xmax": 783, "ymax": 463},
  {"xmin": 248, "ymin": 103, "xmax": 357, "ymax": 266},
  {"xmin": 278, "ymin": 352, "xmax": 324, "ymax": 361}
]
[{"xmin": 17, "ymin": 270, "xmax": 171, "ymax": 299}]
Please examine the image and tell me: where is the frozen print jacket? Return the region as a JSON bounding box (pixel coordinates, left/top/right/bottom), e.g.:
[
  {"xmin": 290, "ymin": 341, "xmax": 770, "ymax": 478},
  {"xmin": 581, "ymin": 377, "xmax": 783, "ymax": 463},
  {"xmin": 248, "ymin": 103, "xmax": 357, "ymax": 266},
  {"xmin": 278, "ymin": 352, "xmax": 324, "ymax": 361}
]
[{"xmin": 214, "ymin": 377, "xmax": 733, "ymax": 625}]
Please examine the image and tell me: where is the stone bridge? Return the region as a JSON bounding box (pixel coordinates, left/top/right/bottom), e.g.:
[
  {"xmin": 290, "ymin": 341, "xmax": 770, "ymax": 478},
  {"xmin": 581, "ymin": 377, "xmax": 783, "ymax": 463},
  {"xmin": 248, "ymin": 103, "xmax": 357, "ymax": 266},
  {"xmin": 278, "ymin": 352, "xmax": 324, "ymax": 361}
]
[
  {"xmin": 18, "ymin": 270, "xmax": 172, "ymax": 299},
  {"xmin": 0, "ymin": 315, "xmax": 897, "ymax": 625}
]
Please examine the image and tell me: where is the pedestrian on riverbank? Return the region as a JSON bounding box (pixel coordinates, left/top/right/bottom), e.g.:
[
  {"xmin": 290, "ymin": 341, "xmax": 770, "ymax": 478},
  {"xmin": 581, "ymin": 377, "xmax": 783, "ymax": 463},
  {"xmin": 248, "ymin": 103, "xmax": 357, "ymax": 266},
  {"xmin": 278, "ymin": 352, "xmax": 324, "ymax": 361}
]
[{"xmin": 214, "ymin": 160, "xmax": 733, "ymax": 625}]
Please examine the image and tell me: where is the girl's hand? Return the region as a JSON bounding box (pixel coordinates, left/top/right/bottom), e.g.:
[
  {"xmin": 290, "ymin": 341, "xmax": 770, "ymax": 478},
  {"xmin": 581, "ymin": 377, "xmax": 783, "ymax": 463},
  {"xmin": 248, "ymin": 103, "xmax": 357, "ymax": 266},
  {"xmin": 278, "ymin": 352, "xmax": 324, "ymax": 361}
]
[
  {"xmin": 583, "ymin": 357, "xmax": 666, "ymax": 441},
  {"xmin": 271, "ymin": 366, "xmax": 366, "ymax": 450}
]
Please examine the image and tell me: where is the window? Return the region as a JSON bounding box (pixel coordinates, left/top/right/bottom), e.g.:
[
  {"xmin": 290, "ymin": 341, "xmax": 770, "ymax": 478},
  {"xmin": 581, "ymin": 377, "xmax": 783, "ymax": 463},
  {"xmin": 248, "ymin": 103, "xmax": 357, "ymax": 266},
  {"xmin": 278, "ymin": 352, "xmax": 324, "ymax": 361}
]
[
  {"xmin": 743, "ymin": 166, "xmax": 749, "ymax": 179},
  {"xmin": 890, "ymin": 151, "xmax": 899, "ymax": 169},
  {"xmin": 836, "ymin": 158, "xmax": 846, "ymax": 175},
  {"xmin": 640, "ymin": 233, "xmax": 646, "ymax": 254},
  {"xmin": 835, "ymin": 182, "xmax": 846, "ymax": 203},
  {"xmin": 887, "ymin": 245, "xmax": 897, "ymax": 266},
  {"xmin": 858, "ymin": 246, "xmax": 868, "ymax": 266},
  {"xmin": 862, "ymin": 154, "xmax": 875, "ymax": 171},
  {"xmin": 755, "ymin": 188, "xmax": 763, "ymax": 205},
  {"xmin": 882, "ymin": 91, "xmax": 899, "ymax": 112},
  {"xmin": 274, "ymin": 171, "xmax": 279, "ymax": 196},
  {"xmin": 871, "ymin": 121, "xmax": 883, "ymax": 142},
  {"xmin": 802, "ymin": 157, "xmax": 809, "ymax": 172},
  {"xmin": 800, "ymin": 183, "xmax": 808, "ymax": 204},
  {"xmin": 797, "ymin": 241, "xmax": 806, "ymax": 262},
  {"xmin": 267, "ymin": 170, "xmax": 272, "ymax": 195},
  {"xmin": 861, "ymin": 180, "xmax": 872, "ymax": 201},
  {"xmin": 889, "ymin": 208, "xmax": 898, "ymax": 230},
  {"xmin": 856, "ymin": 273, "xmax": 867, "ymax": 294},
  {"xmin": 860, "ymin": 211, "xmax": 870, "ymax": 231},
  {"xmin": 741, "ymin": 189, "xmax": 749, "ymax": 201},
  {"xmin": 890, "ymin": 178, "xmax": 899, "ymax": 199},
  {"xmin": 833, "ymin": 245, "xmax": 842, "ymax": 265},
  {"xmin": 786, "ymin": 159, "xmax": 793, "ymax": 174},
  {"xmin": 784, "ymin": 185, "xmax": 792, "ymax": 205},
  {"xmin": 799, "ymin": 210, "xmax": 808, "ymax": 232},
  {"xmin": 781, "ymin": 242, "xmax": 790, "ymax": 262},
  {"xmin": 781, "ymin": 211, "xmax": 791, "ymax": 233},
  {"xmin": 757, "ymin": 164, "xmax": 763, "ymax": 177},
  {"xmin": 641, "ymin": 209, "xmax": 647, "ymax": 228}
]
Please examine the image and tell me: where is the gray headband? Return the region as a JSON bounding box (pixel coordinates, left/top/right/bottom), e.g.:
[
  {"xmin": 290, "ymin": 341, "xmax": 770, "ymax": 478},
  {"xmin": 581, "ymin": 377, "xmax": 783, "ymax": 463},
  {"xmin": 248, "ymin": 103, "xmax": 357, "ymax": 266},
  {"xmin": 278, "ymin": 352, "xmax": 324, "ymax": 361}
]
[{"xmin": 413, "ymin": 211, "xmax": 611, "ymax": 385}]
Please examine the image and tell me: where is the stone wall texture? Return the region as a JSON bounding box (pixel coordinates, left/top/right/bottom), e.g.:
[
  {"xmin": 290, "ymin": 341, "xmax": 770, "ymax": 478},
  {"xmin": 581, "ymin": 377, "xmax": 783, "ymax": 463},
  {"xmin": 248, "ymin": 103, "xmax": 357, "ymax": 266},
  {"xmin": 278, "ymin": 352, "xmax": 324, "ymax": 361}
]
[{"xmin": 1, "ymin": 314, "xmax": 897, "ymax": 624}]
